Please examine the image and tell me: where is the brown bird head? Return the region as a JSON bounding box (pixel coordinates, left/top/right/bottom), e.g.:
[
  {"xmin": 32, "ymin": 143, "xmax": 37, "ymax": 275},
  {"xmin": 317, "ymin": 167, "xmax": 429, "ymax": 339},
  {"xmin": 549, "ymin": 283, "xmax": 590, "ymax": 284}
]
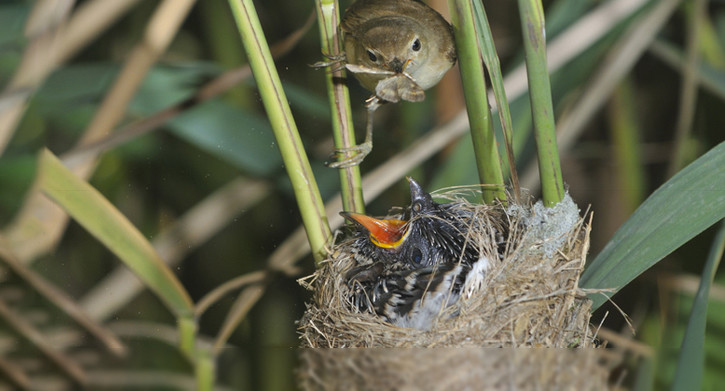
[
  {"xmin": 353, "ymin": 17, "xmax": 422, "ymax": 76},
  {"xmin": 341, "ymin": 0, "xmax": 457, "ymax": 103}
]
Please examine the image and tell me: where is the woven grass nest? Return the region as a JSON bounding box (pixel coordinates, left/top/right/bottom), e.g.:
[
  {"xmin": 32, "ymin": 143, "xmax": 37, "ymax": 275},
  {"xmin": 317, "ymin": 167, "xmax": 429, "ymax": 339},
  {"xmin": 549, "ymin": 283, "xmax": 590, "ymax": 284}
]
[{"xmin": 297, "ymin": 188, "xmax": 608, "ymax": 390}]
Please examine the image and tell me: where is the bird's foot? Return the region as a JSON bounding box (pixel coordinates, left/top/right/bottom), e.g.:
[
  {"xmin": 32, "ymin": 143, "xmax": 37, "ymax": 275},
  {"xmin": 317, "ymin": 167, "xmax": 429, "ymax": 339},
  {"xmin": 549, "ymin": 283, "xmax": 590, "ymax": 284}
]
[
  {"xmin": 326, "ymin": 95, "xmax": 380, "ymax": 169},
  {"xmin": 326, "ymin": 140, "xmax": 372, "ymax": 168},
  {"xmin": 364, "ymin": 95, "xmax": 384, "ymax": 111},
  {"xmin": 310, "ymin": 52, "xmax": 347, "ymax": 72}
]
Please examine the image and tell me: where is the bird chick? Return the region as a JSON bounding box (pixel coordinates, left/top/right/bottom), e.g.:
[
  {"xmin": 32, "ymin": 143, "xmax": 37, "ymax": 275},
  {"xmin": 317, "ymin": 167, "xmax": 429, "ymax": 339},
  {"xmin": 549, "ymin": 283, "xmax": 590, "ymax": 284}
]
[{"xmin": 341, "ymin": 177, "xmax": 487, "ymax": 329}]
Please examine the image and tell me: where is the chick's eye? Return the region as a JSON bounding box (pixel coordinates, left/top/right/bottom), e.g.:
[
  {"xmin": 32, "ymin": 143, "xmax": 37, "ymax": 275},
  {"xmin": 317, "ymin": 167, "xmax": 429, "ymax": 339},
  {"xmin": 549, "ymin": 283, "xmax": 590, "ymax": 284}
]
[
  {"xmin": 412, "ymin": 247, "xmax": 423, "ymax": 265},
  {"xmin": 366, "ymin": 50, "xmax": 377, "ymax": 62},
  {"xmin": 412, "ymin": 38, "xmax": 421, "ymax": 52},
  {"xmin": 412, "ymin": 202, "xmax": 422, "ymax": 213}
]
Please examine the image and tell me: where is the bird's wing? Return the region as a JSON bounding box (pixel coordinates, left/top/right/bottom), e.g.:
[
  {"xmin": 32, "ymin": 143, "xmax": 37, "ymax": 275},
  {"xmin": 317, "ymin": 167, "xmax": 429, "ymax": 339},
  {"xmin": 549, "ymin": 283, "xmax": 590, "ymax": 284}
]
[{"xmin": 372, "ymin": 263, "xmax": 469, "ymax": 322}]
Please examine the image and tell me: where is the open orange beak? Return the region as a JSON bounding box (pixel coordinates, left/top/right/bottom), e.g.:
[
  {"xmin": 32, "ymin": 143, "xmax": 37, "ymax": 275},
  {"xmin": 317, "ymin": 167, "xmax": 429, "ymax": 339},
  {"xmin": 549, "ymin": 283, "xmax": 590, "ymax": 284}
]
[{"xmin": 341, "ymin": 212, "xmax": 410, "ymax": 249}]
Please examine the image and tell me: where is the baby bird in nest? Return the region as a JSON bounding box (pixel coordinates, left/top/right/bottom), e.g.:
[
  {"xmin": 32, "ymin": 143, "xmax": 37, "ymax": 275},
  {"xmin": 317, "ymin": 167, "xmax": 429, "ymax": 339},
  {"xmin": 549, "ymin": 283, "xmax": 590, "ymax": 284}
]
[{"xmin": 341, "ymin": 178, "xmax": 489, "ymax": 329}]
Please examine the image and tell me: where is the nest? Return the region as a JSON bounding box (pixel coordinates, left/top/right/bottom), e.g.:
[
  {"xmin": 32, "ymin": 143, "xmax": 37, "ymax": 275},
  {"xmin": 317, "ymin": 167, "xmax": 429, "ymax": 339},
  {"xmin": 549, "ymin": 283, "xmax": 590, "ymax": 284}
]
[{"xmin": 297, "ymin": 191, "xmax": 608, "ymax": 389}]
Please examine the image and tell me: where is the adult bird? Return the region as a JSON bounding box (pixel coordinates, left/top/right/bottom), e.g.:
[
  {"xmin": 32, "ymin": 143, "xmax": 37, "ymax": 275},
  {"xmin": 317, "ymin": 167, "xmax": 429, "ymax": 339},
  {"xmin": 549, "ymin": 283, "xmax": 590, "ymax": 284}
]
[{"xmin": 328, "ymin": 0, "xmax": 457, "ymax": 168}]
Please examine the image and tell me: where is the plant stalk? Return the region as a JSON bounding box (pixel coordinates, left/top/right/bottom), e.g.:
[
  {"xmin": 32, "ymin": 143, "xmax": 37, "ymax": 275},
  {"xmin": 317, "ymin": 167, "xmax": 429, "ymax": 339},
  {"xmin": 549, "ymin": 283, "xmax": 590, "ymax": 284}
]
[
  {"xmin": 315, "ymin": 0, "xmax": 365, "ymax": 214},
  {"xmin": 227, "ymin": 0, "xmax": 332, "ymax": 263},
  {"xmin": 449, "ymin": 0, "xmax": 506, "ymax": 203},
  {"xmin": 517, "ymin": 0, "xmax": 564, "ymax": 206}
]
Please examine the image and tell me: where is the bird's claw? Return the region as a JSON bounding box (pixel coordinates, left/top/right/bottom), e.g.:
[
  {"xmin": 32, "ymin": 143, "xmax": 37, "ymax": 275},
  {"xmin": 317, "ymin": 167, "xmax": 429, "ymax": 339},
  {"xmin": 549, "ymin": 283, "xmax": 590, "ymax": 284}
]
[
  {"xmin": 326, "ymin": 141, "xmax": 373, "ymax": 168},
  {"xmin": 364, "ymin": 95, "xmax": 384, "ymax": 111},
  {"xmin": 311, "ymin": 52, "xmax": 347, "ymax": 71}
]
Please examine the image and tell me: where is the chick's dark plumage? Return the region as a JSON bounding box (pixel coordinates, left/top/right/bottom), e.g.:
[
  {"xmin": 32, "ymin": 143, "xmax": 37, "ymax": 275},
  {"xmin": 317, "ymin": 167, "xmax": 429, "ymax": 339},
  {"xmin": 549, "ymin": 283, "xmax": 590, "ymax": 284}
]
[
  {"xmin": 341, "ymin": 178, "xmax": 484, "ymax": 329},
  {"xmin": 344, "ymin": 178, "xmax": 476, "ymax": 270}
]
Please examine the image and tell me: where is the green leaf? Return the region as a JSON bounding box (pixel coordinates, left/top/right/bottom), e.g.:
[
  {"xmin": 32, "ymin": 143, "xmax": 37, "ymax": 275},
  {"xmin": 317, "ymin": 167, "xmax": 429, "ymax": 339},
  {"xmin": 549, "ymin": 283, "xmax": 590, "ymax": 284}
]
[
  {"xmin": 581, "ymin": 141, "xmax": 725, "ymax": 309},
  {"xmin": 37, "ymin": 64, "xmax": 118, "ymax": 103},
  {"xmin": 671, "ymin": 220, "xmax": 725, "ymax": 391},
  {"xmin": 36, "ymin": 63, "xmax": 217, "ymax": 121},
  {"xmin": 283, "ymin": 82, "xmax": 331, "ymax": 121},
  {"xmin": 131, "ymin": 63, "xmax": 219, "ymax": 114},
  {"xmin": 0, "ymin": 3, "xmax": 29, "ymax": 49},
  {"xmin": 168, "ymin": 99, "xmax": 282, "ymax": 176},
  {"xmin": 38, "ymin": 149, "xmax": 194, "ymax": 318},
  {"xmin": 0, "ymin": 154, "xmax": 37, "ymax": 226}
]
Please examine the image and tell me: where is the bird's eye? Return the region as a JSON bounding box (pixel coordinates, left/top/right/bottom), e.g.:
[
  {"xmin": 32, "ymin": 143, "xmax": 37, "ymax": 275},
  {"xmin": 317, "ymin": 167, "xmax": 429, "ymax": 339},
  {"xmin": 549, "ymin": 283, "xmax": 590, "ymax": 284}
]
[
  {"xmin": 412, "ymin": 247, "xmax": 423, "ymax": 265},
  {"xmin": 366, "ymin": 50, "xmax": 377, "ymax": 62},
  {"xmin": 412, "ymin": 202, "xmax": 422, "ymax": 213},
  {"xmin": 412, "ymin": 202, "xmax": 423, "ymax": 214},
  {"xmin": 412, "ymin": 38, "xmax": 421, "ymax": 52}
]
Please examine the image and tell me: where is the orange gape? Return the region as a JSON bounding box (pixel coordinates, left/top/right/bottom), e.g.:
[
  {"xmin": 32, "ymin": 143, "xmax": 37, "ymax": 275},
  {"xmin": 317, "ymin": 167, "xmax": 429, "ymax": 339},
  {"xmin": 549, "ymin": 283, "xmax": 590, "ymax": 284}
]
[{"xmin": 342, "ymin": 213, "xmax": 410, "ymax": 248}]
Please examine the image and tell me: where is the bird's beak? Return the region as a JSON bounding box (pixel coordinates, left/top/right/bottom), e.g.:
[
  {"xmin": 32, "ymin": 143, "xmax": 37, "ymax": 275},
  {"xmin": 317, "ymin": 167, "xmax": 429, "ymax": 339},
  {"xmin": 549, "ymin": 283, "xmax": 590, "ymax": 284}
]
[
  {"xmin": 341, "ymin": 212, "xmax": 410, "ymax": 248},
  {"xmin": 389, "ymin": 58, "xmax": 404, "ymax": 74},
  {"xmin": 407, "ymin": 177, "xmax": 431, "ymax": 204}
]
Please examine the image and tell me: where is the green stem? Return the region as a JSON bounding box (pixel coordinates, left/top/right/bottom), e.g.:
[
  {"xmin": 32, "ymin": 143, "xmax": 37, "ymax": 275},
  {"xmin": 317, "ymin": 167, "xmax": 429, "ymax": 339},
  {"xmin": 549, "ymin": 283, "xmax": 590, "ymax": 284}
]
[
  {"xmin": 609, "ymin": 79, "xmax": 646, "ymax": 213},
  {"xmin": 315, "ymin": 0, "xmax": 365, "ymax": 214},
  {"xmin": 517, "ymin": 0, "xmax": 564, "ymax": 206},
  {"xmin": 195, "ymin": 348, "xmax": 216, "ymax": 391},
  {"xmin": 449, "ymin": 0, "xmax": 506, "ymax": 203},
  {"xmin": 668, "ymin": 0, "xmax": 706, "ymax": 177},
  {"xmin": 178, "ymin": 316, "xmax": 214, "ymax": 391},
  {"xmin": 470, "ymin": 0, "xmax": 520, "ymax": 202},
  {"xmin": 227, "ymin": 0, "xmax": 332, "ymax": 263},
  {"xmin": 177, "ymin": 315, "xmax": 196, "ymax": 358}
]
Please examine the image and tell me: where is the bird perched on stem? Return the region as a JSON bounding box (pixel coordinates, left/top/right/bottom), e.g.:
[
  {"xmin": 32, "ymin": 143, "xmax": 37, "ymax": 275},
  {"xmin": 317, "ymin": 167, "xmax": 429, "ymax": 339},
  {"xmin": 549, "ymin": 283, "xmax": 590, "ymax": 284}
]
[
  {"xmin": 326, "ymin": 0, "xmax": 457, "ymax": 168},
  {"xmin": 341, "ymin": 178, "xmax": 488, "ymax": 329}
]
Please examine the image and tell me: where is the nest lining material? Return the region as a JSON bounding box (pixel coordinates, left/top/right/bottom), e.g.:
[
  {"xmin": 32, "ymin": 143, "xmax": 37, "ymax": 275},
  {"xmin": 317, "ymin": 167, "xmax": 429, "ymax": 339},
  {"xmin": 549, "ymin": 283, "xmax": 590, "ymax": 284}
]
[{"xmin": 298, "ymin": 191, "xmax": 595, "ymax": 348}]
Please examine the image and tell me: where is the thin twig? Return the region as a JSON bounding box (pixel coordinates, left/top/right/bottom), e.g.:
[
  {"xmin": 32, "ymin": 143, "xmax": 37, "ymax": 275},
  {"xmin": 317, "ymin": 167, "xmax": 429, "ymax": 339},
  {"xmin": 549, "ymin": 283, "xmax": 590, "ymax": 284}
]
[
  {"xmin": 212, "ymin": 283, "xmax": 266, "ymax": 354},
  {"xmin": 52, "ymin": 0, "xmax": 143, "ymax": 66},
  {"xmin": 79, "ymin": 177, "xmax": 269, "ymax": 321},
  {"xmin": 0, "ymin": 356, "xmax": 31, "ymax": 390},
  {"xmin": 0, "ymin": 239, "xmax": 126, "ymax": 357},
  {"xmin": 0, "ymin": 0, "xmax": 75, "ymax": 154},
  {"xmin": 73, "ymin": 0, "xmax": 196, "ymax": 175},
  {"xmin": 60, "ymin": 10, "xmax": 316, "ymax": 168},
  {"xmin": 195, "ymin": 271, "xmax": 268, "ymax": 317},
  {"xmin": 0, "ymin": 299, "xmax": 87, "ymax": 386}
]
